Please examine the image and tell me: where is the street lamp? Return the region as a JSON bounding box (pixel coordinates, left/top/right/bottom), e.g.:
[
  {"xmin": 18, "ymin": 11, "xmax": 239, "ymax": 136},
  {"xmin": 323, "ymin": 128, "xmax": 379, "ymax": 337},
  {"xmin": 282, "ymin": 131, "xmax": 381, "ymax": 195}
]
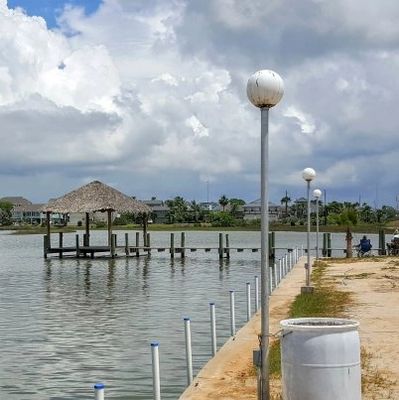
[
  {"xmin": 247, "ymin": 70, "xmax": 284, "ymax": 400},
  {"xmin": 313, "ymin": 188, "xmax": 322, "ymax": 260},
  {"xmin": 302, "ymin": 167, "xmax": 316, "ymax": 293}
]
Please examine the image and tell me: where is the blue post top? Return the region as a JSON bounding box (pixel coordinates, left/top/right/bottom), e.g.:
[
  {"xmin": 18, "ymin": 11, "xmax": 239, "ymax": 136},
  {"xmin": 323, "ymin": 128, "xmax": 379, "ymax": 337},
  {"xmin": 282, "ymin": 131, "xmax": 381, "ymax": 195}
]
[
  {"xmin": 151, "ymin": 342, "xmax": 159, "ymax": 347},
  {"xmin": 94, "ymin": 383, "xmax": 105, "ymax": 390},
  {"xmin": 209, "ymin": 302, "xmax": 215, "ymax": 306},
  {"xmin": 246, "ymin": 282, "xmax": 250, "ymax": 285},
  {"xmin": 229, "ymin": 290, "xmax": 234, "ymax": 293},
  {"xmin": 183, "ymin": 317, "xmax": 190, "ymax": 321}
]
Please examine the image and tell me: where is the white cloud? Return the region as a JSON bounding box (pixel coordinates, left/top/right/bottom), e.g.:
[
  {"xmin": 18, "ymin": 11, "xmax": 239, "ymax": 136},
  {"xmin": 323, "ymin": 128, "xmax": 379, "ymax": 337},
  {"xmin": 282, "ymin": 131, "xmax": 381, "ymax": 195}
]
[{"xmin": 0, "ymin": 0, "xmax": 398, "ymax": 205}]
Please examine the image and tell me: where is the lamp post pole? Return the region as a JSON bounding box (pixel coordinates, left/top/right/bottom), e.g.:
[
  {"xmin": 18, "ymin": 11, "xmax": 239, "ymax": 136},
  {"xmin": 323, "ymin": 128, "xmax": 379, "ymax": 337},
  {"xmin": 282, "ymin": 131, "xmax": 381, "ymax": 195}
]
[
  {"xmin": 302, "ymin": 168, "xmax": 316, "ymax": 293},
  {"xmin": 247, "ymin": 70, "xmax": 284, "ymax": 400},
  {"xmin": 313, "ymin": 189, "xmax": 322, "ymax": 260}
]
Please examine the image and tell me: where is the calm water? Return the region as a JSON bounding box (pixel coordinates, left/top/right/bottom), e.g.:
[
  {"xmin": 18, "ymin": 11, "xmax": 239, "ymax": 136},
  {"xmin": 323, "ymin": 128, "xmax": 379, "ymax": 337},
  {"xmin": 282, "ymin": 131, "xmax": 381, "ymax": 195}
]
[{"xmin": 0, "ymin": 230, "xmax": 379, "ymax": 399}]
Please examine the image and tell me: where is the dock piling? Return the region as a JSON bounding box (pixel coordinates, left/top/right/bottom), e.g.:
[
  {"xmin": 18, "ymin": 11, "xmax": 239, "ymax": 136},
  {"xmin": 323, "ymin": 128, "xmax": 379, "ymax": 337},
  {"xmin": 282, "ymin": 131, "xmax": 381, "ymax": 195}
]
[
  {"xmin": 135, "ymin": 232, "xmax": 140, "ymax": 257},
  {"xmin": 111, "ymin": 234, "xmax": 116, "ymax": 258},
  {"xmin": 225, "ymin": 234, "xmax": 230, "ymax": 259},
  {"xmin": 246, "ymin": 282, "xmax": 251, "ymax": 321},
  {"xmin": 218, "ymin": 233, "xmax": 224, "ymax": 259},
  {"xmin": 170, "ymin": 233, "xmax": 175, "ymax": 259},
  {"xmin": 75, "ymin": 234, "xmax": 80, "ymax": 258},
  {"xmin": 151, "ymin": 342, "xmax": 161, "ymax": 400},
  {"xmin": 59, "ymin": 232, "xmax": 63, "ymax": 259},
  {"xmin": 254, "ymin": 276, "xmax": 259, "ymax": 312},
  {"xmin": 94, "ymin": 383, "xmax": 105, "ymax": 400},
  {"xmin": 183, "ymin": 318, "xmax": 193, "ymax": 385},
  {"xmin": 181, "ymin": 233, "xmax": 185, "ymax": 259},
  {"xmin": 125, "ymin": 233, "xmax": 129, "ymax": 256},
  {"xmin": 147, "ymin": 233, "xmax": 151, "ymax": 255},
  {"xmin": 229, "ymin": 291, "xmax": 236, "ymax": 336},
  {"xmin": 210, "ymin": 303, "xmax": 217, "ymax": 356}
]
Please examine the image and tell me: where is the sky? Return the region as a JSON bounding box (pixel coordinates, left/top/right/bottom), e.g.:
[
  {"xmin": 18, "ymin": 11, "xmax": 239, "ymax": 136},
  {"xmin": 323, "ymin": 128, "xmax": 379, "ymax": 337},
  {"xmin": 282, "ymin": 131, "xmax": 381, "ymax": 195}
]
[{"xmin": 0, "ymin": 0, "xmax": 398, "ymax": 206}]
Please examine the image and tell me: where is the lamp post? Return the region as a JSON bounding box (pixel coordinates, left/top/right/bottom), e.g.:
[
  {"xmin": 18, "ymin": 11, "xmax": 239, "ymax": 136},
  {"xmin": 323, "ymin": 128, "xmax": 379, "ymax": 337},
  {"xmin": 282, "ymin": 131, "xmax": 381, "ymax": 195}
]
[
  {"xmin": 247, "ymin": 70, "xmax": 284, "ymax": 400},
  {"xmin": 302, "ymin": 167, "xmax": 316, "ymax": 293},
  {"xmin": 313, "ymin": 189, "xmax": 322, "ymax": 260}
]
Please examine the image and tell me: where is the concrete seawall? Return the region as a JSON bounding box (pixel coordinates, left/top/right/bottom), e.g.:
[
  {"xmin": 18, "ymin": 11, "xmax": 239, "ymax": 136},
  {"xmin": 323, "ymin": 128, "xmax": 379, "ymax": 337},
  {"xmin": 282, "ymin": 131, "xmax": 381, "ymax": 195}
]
[{"xmin": 179, "ymin": 258, "xmax": 307, "ymax": 400}]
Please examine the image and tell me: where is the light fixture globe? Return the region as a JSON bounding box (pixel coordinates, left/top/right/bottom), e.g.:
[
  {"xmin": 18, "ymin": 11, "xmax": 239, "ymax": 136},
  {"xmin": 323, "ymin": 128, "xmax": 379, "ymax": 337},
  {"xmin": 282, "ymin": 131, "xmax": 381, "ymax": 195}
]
[
  {"xmin": 247, "ymin": 70, "xmax": 284, "ymax": 108},
  {"xmin": 302, "ymin": 167, "xmax": 316, "ymax": 182},
  {"xmin": 313, "ymin": 189, "xmax": 322, "ymax": 199}
]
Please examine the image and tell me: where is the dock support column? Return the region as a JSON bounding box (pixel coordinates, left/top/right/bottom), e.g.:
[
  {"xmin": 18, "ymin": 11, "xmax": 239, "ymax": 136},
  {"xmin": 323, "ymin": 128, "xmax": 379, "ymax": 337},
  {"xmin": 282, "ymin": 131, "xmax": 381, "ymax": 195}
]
[
  {"xmin": 75, "ymin": 234, "xmax": 80, "ymax": 258},
  {"xmin": 327, "ymin": 233, "xmax": 332, "ymax": 257},
  {"xmin": 59, "ymin": 232, "xmax": 63, "ymax": 259},
  {"xmin": 225, "ymin": 234, "xmax": 230, "ymax": 259},
  {"xmin": 111, "ymin": 234, "xmax": 116, "ymax": 258},
  {"xmin": 218, "ymin": 233, "xmax": 224, "ymax": 259},
  {"xmin": 147, "ymin": 233, "xmax": 151, "ymax": 255},
  {"xmin": 135, "ymin": 232, "xmax": 140, "ymax": 257},
  {"xmin": 84, "ymin": 212, "xmax": 90, "ymax": 246},
  {"xmin": 379, "ymin": 229, "xmax": 386, "ymax": 255},
  {"xmin": 43, "ymin": 235, "xmax": 48, "ymax": 259},
  {"xmin": 170, "ymin": 233, "xmax": 175, "ymax": 259},
  {"xmin": 181, "ymin": 232, "xmax": 185, "ymax": 258},
  {"xmin": 125, "ymin": 233, "xmax": 129, "ymax": 256}
]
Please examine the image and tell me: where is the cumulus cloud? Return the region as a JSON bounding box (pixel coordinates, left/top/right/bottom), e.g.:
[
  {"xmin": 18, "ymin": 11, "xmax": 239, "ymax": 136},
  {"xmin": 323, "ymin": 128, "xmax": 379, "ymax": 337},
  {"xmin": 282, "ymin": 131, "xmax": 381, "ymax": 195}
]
[{"xmin": 0, "ymin": 0, "xmax": 398, "ymax": 205}]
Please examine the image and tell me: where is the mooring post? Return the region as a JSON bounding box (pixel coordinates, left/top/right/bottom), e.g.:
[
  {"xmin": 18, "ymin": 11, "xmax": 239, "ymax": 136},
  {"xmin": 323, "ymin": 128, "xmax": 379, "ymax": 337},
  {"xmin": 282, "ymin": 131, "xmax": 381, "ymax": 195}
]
[
  {"xmin": 229, "ymin": 291, "xmax": 236, "ymax": 336},
  {"xmin": 278, "ymin": 259, "xmax": 282, "ymax": 284},
  {"xmin": 225, "ymin": 234, "xmax": 230, "ymax": 259},
  {"xmin": 181, "ymin": 232, "xmax": 185, "ymax": 258},
  {"xmin": 151, "ymin": 342, "xmax": 161, "ymax": 400},
  {"xmin": 322, "ymin": 233, "xmax": 327, "ymax": 257},
  {"xmin": 59, "ymin": 232, "xmax": 63, "ymax": 259},
  {"xmin": 210, "ymin": 303, "xmax": 217, "ymax": 356},
  {"xmin": 246, "ymin": 282, "xmax": 251, "ymax": 321},
  {"xmin": 125, "ymin": 233, "xmax": 129, "ymax": 256},
  {"xmin": 170, "ymin": 233, "xmax": 175, "ymax": 259},
  {"xmin": 147, "ymin": 233, "xmax": 151, "ymax": 255},
  {"xmin": 183, "ymin": 318, "xmax": 193, "ymax": 385},
  {"xmin": 111, "ymin": 234, "xmax": 116, "ymax": 258},
  {"xmin": 218, "ymin": 233, "xmax": 224, "ymax": 259},
  {"xmin": 94, "ymin": 383, "xmax": 105, "ymax": 400},
  {"xmin": 269, "ymin": 266, "xmax": 273, "ymax": 293},
  {"xmin": 273, "ymin": 262, "xmax": 277, "ymax": 289},
  {"xmin": 327, "ymin": 233, "xmax": 332, "ymax": 257},
  {"xmin": 346, "ymin": 228, "xmax": 353, "ymax": 258},
  {"xmin": 379, "ymin": 229, "xmax": 386, "ymax": 255},
  {"xmin": 135, "ymin": 232, "xmax": 140, "ymax": 257},
  {"xmin": 254, "ymin": 276, "xmax": 259, "ymax": 312},
  {"xmin": 75, "ymin": 234, "xmax": 80, "ymax": 258},
  {"xmin": 43, "ymin": 235, "xmax": 48, "ymax": 259}
]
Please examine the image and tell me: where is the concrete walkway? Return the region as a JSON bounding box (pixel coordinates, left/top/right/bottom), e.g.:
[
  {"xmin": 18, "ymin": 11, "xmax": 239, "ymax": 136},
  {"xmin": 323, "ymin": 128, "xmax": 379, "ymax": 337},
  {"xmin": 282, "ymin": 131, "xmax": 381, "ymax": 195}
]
[{"xmin": 179, "ymin": 258, "xmax": 308, "ymax": 400}]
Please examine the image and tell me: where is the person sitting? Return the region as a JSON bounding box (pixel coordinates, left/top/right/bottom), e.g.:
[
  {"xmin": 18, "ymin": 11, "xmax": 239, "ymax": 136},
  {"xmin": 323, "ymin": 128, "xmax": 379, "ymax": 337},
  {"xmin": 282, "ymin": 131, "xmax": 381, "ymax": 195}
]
[{"xmin": 358, "ymin": 235, "xmax": 372, "ymax": 256}]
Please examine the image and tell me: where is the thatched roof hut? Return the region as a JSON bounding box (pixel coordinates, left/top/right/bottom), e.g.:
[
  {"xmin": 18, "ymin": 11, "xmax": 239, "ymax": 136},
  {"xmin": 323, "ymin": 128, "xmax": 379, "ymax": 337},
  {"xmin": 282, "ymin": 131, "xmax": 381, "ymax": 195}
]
[
  {"xmin": 43, "ymin": 180, "xmax": 150, "ymax": 214},
  {"xmin": 42, "ymin": 180, "xmax": 151, "ymax": 251}
]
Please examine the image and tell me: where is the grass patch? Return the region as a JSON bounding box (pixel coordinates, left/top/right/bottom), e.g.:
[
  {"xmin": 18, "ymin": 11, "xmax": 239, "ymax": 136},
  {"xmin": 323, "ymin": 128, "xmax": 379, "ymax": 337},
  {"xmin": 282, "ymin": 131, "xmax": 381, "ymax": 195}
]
[
  {"xmin": 327, "ymin": 256, "xmax": 386, "ymax": 264},
  {"xmin": 345, "ymin": 272, "xmax": 376, "ymax": 279}
]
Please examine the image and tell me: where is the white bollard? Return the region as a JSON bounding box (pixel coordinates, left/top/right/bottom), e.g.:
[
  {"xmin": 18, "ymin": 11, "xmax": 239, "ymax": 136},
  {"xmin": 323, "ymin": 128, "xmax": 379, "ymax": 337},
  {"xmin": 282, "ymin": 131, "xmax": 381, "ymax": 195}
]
[
  {"xmin": 246, "ymin": 282, "xmax": 251, "ymax": 321},
  {"xmin": 254, "ymin": 276, "xmax": 259, "ymax": 312},
  {"xmin": 229, "ymin": 291, "xmax": 236, "ymax": 336},
  {"xmin": 279, "ymin": 259, "xmax": 282, "ymax": 284},
  {"xmin": 269, "ymin": 267, "xmax": 273, "ymax": 294},
  {"xmin": 273, "ymin": 262, "xmax": 277, "ymax": 289},
  {"xmin": 210, "ymin": 303, "xmax": 217, "ymax": 356},
  {"xmin": 183, "ymin": 318, "xmax": 193, "ymax": 385},
  {"xmin": 94, "ymin": 383, "xmax": 105, "ymax": 400},
  {"xmin": 151, "ymin": 342, "xmax": 161, "ymax": 400}
]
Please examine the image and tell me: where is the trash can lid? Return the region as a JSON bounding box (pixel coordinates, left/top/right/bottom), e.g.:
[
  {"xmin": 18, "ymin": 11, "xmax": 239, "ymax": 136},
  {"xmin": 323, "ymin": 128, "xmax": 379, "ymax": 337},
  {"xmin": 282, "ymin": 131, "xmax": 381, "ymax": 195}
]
[{"xmin": 280, "ymin": 317, "xmax": 359, "ymax": 331}]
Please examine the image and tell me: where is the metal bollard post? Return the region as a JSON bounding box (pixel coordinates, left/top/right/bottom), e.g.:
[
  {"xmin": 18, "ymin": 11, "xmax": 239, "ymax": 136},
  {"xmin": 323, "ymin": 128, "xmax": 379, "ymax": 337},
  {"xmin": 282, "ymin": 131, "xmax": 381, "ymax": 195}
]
[
  {"xmin": 184, "ymin": 318, "xmax": 193, "ymax": 385},
  {"xmin": 278, "ymin": 259, "xmax": 282, "ymax": 284},
  {"xmin": 229, "ymin": 291, "xmax": 236, "ymax": 336},
  {"xmin": 210, "ymin": 303, "xmax": 217, "ymax": 356},
  {"xmin": 151, "ymin": 342, "xmax": 161, "ymax": 400},
  {"xmin": 246, "ymin": 282, "xmax": 251, "ymax": 321},
  {"xmin": 94, "ymin": 383, "xmax": 105, "ymax": 400},
  {"xmin": 269, "ymin": 267, "xmax": 273, "ymax": 294},
  {"xmin": 254, "ymin": 276, "xmax": 259, "ymax": 312},
  {"xmin": 273, "ymin": 262, "xmax": 277, "ymax": 289},
  {"xmin": 289, "ymin": 252, "xmax": 292, "ymax": 271}
]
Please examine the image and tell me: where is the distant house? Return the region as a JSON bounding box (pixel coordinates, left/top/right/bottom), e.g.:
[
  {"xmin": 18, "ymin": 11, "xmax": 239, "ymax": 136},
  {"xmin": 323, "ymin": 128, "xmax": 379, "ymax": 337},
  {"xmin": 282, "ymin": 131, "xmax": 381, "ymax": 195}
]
[
  {"xmin": 243, "ymin": 199, "xmax": 283, "ymax": 222},
  {"xmin": 142, "ymin": 198, "xmax": 170, "ymax": 223},
  {"xmin": 199, "ymin": 201, "xmax": 220, "ymax": 211}
]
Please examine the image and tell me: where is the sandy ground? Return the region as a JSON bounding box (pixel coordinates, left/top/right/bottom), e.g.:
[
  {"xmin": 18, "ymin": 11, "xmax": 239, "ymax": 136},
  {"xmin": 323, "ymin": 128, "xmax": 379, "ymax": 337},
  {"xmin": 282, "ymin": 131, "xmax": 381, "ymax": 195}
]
[{"xmin": 179, "ymin": 257, "xmax": 399, "ymax": 400}]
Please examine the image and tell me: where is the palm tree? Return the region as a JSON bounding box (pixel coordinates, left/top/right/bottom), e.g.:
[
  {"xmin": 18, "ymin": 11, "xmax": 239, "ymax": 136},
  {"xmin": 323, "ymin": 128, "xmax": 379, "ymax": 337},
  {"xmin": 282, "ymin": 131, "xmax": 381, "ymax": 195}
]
[
  {"xmin": 280, "ymin": 191, "xmax": 291, "ymax": 217},
  {"xmin": 219, "ymin": 195, "xmax": 229, "ymax": 212}
]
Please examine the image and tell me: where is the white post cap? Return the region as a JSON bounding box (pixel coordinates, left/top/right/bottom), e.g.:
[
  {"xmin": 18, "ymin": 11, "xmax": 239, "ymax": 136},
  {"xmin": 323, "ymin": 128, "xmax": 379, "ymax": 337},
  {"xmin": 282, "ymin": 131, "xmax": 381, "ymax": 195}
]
[
  {"xmin": 302, "ymin": 167, "xmax": 316, "ymax": 182},
  {"xmin": 247, "ymin": 70, "xmax": 284, "ymax": 108}
]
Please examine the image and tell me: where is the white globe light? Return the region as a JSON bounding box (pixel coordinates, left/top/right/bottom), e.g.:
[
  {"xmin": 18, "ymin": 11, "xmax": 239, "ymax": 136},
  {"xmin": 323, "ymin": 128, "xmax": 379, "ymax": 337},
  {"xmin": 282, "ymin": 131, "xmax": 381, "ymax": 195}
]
[
  {"xmin": 313, "ymin": 189, "xmax": 322, "ymax": 199},
  {"xmin": 247, "ymin": 70, "xmax": 284, "ymax": 108},
  {"xmin": 302, "ymin": 167, "xmax": 316, "ymax": 182}
]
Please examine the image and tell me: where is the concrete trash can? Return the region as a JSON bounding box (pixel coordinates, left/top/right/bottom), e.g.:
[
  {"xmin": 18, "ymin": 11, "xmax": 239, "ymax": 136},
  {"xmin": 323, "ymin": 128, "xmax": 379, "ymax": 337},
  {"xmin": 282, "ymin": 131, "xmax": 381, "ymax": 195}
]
[{"xmin": 280, "ymin": 317, "xmax": 361, "ymax": 400}]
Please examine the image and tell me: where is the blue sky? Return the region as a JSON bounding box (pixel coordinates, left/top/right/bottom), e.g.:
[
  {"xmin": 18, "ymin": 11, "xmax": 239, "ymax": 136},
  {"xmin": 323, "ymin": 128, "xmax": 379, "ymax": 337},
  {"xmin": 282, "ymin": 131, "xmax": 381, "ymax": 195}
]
[
  {"xmin": 8, "ymin": 0, "xmax": 101, "ymax": 27},
  {"xmin": 0, "ymin": 0, "xmax": 398, "ymax": 206}
]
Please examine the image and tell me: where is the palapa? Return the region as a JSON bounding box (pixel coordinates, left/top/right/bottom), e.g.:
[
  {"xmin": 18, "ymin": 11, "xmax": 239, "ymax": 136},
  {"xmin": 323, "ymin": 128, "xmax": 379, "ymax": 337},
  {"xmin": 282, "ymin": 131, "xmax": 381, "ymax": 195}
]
[{"xmin": 42, "ymin": 180, "xmax": 150, "ymax": 214}]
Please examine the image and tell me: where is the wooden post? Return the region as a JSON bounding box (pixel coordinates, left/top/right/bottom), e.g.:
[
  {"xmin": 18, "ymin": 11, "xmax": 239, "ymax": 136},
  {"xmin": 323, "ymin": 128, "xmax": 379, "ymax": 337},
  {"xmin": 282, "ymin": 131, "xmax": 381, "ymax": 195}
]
[
  {"xmin": 379, "ymin": 229, "xmax": 386, "ymax": 255},
  {"xmin": 43, "ymin": 235, "xmax": 48, "ymax": 259},
  {"xmin": 85, "ymin": 212, "xmax": 90, "ymax": 246},
  {"xmin": 59, "ymin": 232, "xmax": 63, "ymax": 259},
  {"xmin": 142, "ymin": 213, "xmax": 148, "ymax": 247},
  {"xmin": 147, "ymin": 233, "xmax": 151, "ymax": 255},
  {"xmin": 125, "ymin": 233, "xmax": 129, "ymax": 256},
  {"xmin": 135, "ymin": 232, "xmax": 140, "ymax": 257},
  {"xmin": 327, "ymin": 233, "xmax": 332, "ymax": 257},
  {"xmin": 268, "ymin": 231, "xmax": 275, "ymax": 260},
  {"xmin": 75, "ymin": 234, "xmax": 80, "ymax": 258},
  {"xmin": 345, "ymin": 227, "xmax": 353, "ymax": 258},
  {"xmin": 322, "ymin": 233, "xmax": 327, "ymax": 257},
  {"xmin": 111, "ymin": 234, "xmax": 116, "ymax": 258},
  {"xmin": 218, "ymin": 233, "xmax": 224, "ymax": 259},
  {"xmin": 181, "ymin": 232, "xmax": 186, "ymax": 258},
  {"xmin": 46, "ymin": 211, "xmax": 51, "ymax": 249},
  {"xmin": 170, "ymin": 233, "xmax": 175, "ymax": 259},
  {"xmin": 225, "ymin": 234, "xmax": 230, "ymax": 259},
  {"xmin": 107, "ymin": 210, "xmax": 112, "ymax": 248}
]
